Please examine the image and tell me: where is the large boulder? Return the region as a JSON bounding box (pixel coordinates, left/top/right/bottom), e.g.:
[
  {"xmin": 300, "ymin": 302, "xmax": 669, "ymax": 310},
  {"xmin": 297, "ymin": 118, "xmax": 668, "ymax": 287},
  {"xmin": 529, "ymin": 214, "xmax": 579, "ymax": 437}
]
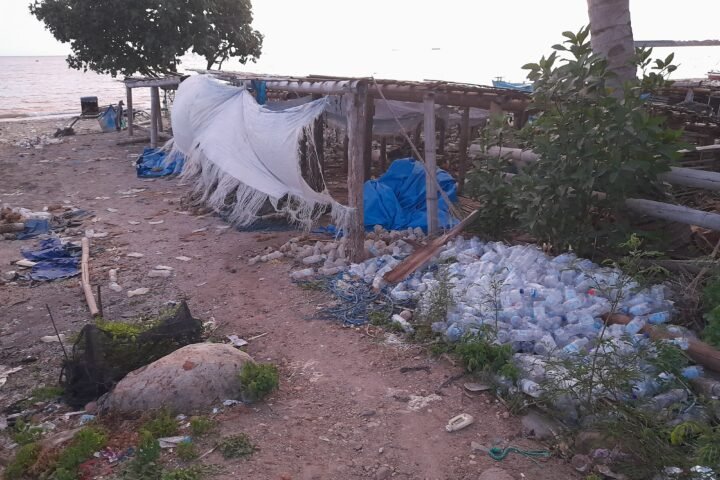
[{"xmin": 102, "ymin": 343, "xmax": 254, "ymax": 413}]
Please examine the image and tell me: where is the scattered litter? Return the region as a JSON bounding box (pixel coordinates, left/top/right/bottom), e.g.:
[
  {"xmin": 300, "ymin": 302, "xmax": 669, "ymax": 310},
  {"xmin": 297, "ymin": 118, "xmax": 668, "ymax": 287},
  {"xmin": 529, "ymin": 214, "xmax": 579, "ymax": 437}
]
[
  {"xmin": 203, "ymin": 317, "xmax": 217, "ymax": 331},
  {"xmin": 95, "ymin": 196, "xmax": 111, "ymax": 200},
  {"xmin": 247, "ymin": 332, "xmax": 268, "ymax": 341},
  {"xmin": 158, "ymin": 436, "xmax": 191, "ymax": 448},
  {"xmin": 222, "ymin": 399, "xmax": 242, "ymax": 407},
  {"xmin": 136, "ymin": 147, "xmax": 184, "ymax": 178},
  {"xmin": 108, "ymin": 269, "xmax": 122, "ymax": 292},
  {"xmin": 0, "ymin": 365, "xmax": 23, "ymax": 388},
  {"xmin": 21, "ymin": 238, "xmax": 81, "ymax": 281},
  {"xmin": 107, "ymin": 208, "xmax": 119, "ymax": 213},
  {"xmin": 176, "ymin": 256, "xmax": 192, "ymax": 262},
  {"xmin": 464, "ymin": 382, "xmax": 492, "ymax": 393},
  {"xmin": 117, "ymin": 188, "xmax": 147, "ymax": 195},
  {"xmin": 148, "ymin": 269, "xmax": 171, "ymax": 278},
  {"xmin": 391, "ymin": 314, "xmax": 414, "ymax": 333},
  {"xmin": 446, "ymin": 413, "xmax": 475, "ymax": 432},
  {"xmin": 400, "ymin": 365, "xmax": 430, "ymax": 374},
  {"xmin": 16, "ymin": 259, "xmax": 37, "ymax": 268},
  {"xmin": 85, "ymin": 229, "xmax": 108, "ymax": 238},
  {"xmin": 192, "ymin": 227, "xmax": 207, "ymax": 233},
  {"xmin": 127, "ymin": 287, "xmax": 150, "ymax": 297},
  {"xmin": 41, "ymin": 334, "xmax": 66, "ymax": 343},
  {"xmin": 407, "ymin": 393, "xmax": 442, "ymax": 411},
  {"xmin": 196, "ymin": 281, "xmax": 208, "ymax": 287},
  {"xmin": 148, "ymin": 220, "xmax": 164, "ymax": 225},
  {"xmin": 488, "ymin": 446, "xmax": 551, "ymax": 461},
  {"xmin": 128, "ymin": 221, "xmax": 141, "ymax": 225},
  {"xmin": 227, "ymin": 335, "xmax": 248, "ymax": 348},
  {"xmin": 79, "ymin": 414, "xmax": 96, "ymax": 425},
  {"xmin": 154, "ymin": 265, "xmax": 174, "ymax": 271},
  {"xmin": 126, "ymin": 252, "xmax": 144, "ymax": 258}
]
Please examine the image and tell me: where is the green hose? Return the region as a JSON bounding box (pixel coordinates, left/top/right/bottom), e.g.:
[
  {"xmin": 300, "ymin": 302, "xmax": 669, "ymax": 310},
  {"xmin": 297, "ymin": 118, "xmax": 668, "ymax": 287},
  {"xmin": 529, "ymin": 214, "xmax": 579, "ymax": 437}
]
[{"xmin": 488, "ymin": 446, "xmax": 551, "ymax": 461}]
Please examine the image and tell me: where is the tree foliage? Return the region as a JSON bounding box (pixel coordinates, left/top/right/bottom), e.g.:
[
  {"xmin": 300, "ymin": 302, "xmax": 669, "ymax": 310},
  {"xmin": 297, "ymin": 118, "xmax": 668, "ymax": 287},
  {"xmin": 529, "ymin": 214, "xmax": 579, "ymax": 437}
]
[{"xmin": 30, "ymin": 0, "xmax": 263, "ymax": 77}]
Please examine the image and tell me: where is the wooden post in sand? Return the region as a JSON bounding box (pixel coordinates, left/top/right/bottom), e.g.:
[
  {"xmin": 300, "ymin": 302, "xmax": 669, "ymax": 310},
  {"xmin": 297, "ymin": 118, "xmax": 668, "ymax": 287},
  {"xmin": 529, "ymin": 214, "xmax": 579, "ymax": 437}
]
[
  {"xmin": 81, "ymin": 238, "xmax": 100, "ymax": 317},
  {"xmin": 150, "ymin": 87, "xmax": 160, "ymax": 148},
  {"xmin": 363, "ymin": 98, "xmax": 375, "ymax": 180},
  {"xmin": 126, "ymin": 86, "xmax": 134, "ymax": 136},
  {"xmin": 346, "ymin": 83, "xmax": 369, "ymax": 262},
  {"xmin": 457, "ymin": 107, "xmax": 470, "ymax": 195},
  {"xmin": 424, "ymin": 93, "xmax": 439, "ymax": 236},
  {"xmin": 380, "ymin": 137, "xmax": 387, "ymax": 172}
]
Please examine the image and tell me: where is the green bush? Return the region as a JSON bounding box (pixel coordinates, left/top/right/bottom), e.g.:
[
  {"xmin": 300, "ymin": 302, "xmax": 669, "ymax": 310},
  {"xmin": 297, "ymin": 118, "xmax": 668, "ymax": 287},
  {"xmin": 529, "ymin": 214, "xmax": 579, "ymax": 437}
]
[
  {"xmin": 4, "ymin": 443, "xmax": 40, "ymax": 480},
  {"xmin": 143, "ymin": 408, "xmax": 179, "ymax": 438},
  {"xmin": 218, "ymin": 434, "xmax": 256, "ymax": 459},
  {"xmin": 122, "ymin": 430, "xmax": 162, "ymax": 480},
  {"xmin": 53, "ymin": 427, "xmax": 107, "ymax": 475},
  {"xmin": 238, "ymin": 363, "xmax": 279, "ymax": 403},
  {"xmin": 702, "ymin": 276, "xmax": 720, "ymax": 348},
  {"xmin": 454, "ymin": 333, "xmax": 519, "ymax": 381},
  {"xmin": 176, "ymin": 440, "xmax": 198, "ymax": 461},
  {"xmin": 189, "ymin": 416, "xmax": 216, "ymax": 437}
]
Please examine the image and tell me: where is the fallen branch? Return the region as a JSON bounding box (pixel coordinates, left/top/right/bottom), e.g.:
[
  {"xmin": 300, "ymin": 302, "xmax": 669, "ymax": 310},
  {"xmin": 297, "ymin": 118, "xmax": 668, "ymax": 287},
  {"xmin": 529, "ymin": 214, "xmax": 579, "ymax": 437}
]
[
  {"xmin": 604, "ymin": 313, "xmax": 720, "ymax": 373},
  {"xmin": 81, "ymin": 237, "xmax": 100, "ymax": 317},
  {"xmin": 383, "ymin": 209, "xmax": 480, "ymax": 284}
]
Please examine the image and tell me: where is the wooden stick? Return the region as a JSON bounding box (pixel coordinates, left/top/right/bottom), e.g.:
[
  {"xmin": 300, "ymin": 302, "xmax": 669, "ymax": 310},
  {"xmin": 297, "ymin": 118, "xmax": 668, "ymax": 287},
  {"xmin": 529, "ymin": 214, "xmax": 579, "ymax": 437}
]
[
  {"xmin": 81, "ymin": 238, "xmax": 100, "ymax": 317},
  {"xmin": 0, "ymin": 223, "xmax": 25, "ymax": 234},
  {"xmin": 457, "ymin": 107, "xmax": 470, "ymax": 195},
  {"xmin": 424, "ymin": 93, "xmax": 439, "ymax": 236},
  {"xmin": 363, "ymin": 98, "xmax": 375, "ymax": 181},
  {"xmin": 383, "ymin": 209, "xmax": 480, "ymax": 283},
  {"xmin": 150, "ymin": 86, "xmax": 160, "ymax": 149},
  {"xmin": 45, "ymin": 304, "xmax": 70, "ymax": 361},
  {"xmin": 605, "ymin": 313, "xmax": 720, "ymax": 373},
  {"xmin": 126, "ymin": 86, "xmax": 134, "ymax": 136}
]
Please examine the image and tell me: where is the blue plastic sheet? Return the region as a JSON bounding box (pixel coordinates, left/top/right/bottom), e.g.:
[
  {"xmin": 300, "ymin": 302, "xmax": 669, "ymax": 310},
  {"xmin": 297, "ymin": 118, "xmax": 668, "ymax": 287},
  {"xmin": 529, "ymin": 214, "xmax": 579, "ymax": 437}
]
[
  {"xmin": 136, "ymin": 148, "xmax": 185, "ymax": 178},
  {"xmin": 98, "ymin": 106, "xmax": 118, "ymax": 133},
  {"xmin": 16, "ymin": 218, "xmax": 51, "ymax": 240},
  {"xmin": 492, "ymin": 80, "xmax": 533, "ymax": 93},
  {"xmin": 363, "ymin": 158, "xmax": 458, "ymax": 231},
  {"xmin": 21, "ymin": 238, "xmax": 81, "ymax": 281}
]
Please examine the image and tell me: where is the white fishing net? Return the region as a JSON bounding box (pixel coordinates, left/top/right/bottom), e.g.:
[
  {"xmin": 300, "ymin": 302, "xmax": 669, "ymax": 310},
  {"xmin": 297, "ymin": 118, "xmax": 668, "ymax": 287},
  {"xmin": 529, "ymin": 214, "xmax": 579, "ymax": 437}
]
[{"xmin": 168, "ymin": 75, "xmax": 351, "ymax": 231}]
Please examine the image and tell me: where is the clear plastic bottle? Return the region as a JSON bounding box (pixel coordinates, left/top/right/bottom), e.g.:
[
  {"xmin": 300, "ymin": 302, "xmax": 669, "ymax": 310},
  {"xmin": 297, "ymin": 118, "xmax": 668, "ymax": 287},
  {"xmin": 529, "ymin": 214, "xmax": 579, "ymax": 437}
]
[
  {"xmin": 681, "ymin": 366, "xmax": 703, "ymax": 380},
  {"xmin": 509, "ymin": 329, "xmax": 542, "ymax": 343},
  {"xmin": 534, "ymin": 334, "xmax": 558, "ymax": 356},
  {"xmin": 628, "ymin": 302, "xmax": 652, "ymax": 316},
  {"xmin": 625, "ymin": 316, "xmax": 647, "ymax": 335},
  {"xmin": 445, "ymin": 323, "xmax": 463, "ymax": 342},
  {"xmin": 650, "ymin": 389, "xmax": 687, "ymax": 410},
  {"xmin": 648, "ymin": 311, "xmax": 671, "ymax": 325},
  {"xmin": 562, "ymin": 337, "xmax": 589, "ymax": 355},
  {"xmin": 519, "ymin": 379, "xmax": 543, "ymax": 398}
]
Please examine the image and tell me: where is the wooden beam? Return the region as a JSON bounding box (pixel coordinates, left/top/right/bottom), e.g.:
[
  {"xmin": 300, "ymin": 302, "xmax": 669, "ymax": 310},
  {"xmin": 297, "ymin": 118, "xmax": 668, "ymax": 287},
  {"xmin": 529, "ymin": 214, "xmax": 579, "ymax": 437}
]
[
  {"xmin": 150, "ymin": 86, "xmax": 160, "ymax": 149},
  {"xmin": 625, "ymin": 198, "xmax": 720, "ymax": 231},
  {"xmin": 660, "ymin": 167, "xmax": 720, "ymax": 191},
  {"xmin": 424, "ymin": 93, "xmax": 439, "ymax": 236},
  {"xmin": 151, "ymin": 87, "xmax": 163, "ymax": 133},
  {"xmin": 312, "ymin": 95, "xmax": 325, "ymax": 174},
  {"xmin": 364, "ymin": 98, "xmax": 375, "ymax": 180},
  {"xmin": 369, "ymin": 86, "xmax": 529, "ymax": 111},
  {"xmin": 457, "ymin": 107, "xmax": 470, "ymax": 195},
  {"xmin": 126, "ymin": 86, "xmax": 134, "ymax": 136},
  {"xmin": 343, "ymin": 135, "xmax": 349, "ymax": 175},
  {"xmin": 124, "ymin": 77, "xmax": 182, "ymax": 89},
  {"xmin": 346, "ymin": 84, "xmax": 369, "ymax": 262}
]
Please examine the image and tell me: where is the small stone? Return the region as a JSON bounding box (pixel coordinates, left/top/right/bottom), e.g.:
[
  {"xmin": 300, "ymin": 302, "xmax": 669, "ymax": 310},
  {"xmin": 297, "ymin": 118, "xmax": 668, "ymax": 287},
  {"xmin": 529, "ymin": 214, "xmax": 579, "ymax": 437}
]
[
  {"xmin": 375, "ymin": 466, "xmax": 392, "ymax": 480},
  {"xmin": 359, "ymin": 410, "xmax": 376, "ymax": 417},
  {"xmin": 399, "ymin": 310, "xmax": 412, "ymax": 321},
  {"xmin": 85, "ymin": 401, "xmax": 98, "ymax": 414},
  {"xmin": 378, "ymin": 447, "xmax": 384, "ymax": 454},
  {"xmin": 521, "ymin": 410, "xmax": 561, "ymax": 440},
  {"xmin": 478, "ymin": 467, "xmax": 514, "ymax": 480},
  {"xmin": 571, "ymin": 454, "xmax": 591, "ymax": 473},
  {"xmin": 470, "ymin": 441, "xmax": 486, "ymax": 453},
  {"xmin": 501, "ymin": 411, "xmax": 510, "ymax": 419}
]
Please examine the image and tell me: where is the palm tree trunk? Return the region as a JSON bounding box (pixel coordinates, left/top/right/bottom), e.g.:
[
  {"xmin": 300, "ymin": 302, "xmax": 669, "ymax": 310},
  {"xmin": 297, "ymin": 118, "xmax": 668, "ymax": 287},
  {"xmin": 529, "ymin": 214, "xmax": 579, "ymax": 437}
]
[{"xmin": 587, "ymin": 0, "xmax": 636, "ymax": 93}]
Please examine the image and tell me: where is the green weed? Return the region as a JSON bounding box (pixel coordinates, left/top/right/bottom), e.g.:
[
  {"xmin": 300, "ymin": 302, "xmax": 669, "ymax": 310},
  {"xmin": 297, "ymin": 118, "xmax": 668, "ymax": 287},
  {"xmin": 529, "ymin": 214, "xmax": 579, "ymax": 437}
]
[
  {"xmin": 143, "ymin": 408, "xmax": 179, "ymax": 438},
  {"xmin": 3, "ymin": 443, "xmax": 40, "ymax": 480},
  {"xmin": 217, "ymin": 434, "xmax": 256, "ymax": 459},
  {"xmin": 190, "ymin": 416, "xmax": 216, "ymax": 437},
  {"xmin": 238, "ymin": 363, "xmax": 279, "ymax": 403}
]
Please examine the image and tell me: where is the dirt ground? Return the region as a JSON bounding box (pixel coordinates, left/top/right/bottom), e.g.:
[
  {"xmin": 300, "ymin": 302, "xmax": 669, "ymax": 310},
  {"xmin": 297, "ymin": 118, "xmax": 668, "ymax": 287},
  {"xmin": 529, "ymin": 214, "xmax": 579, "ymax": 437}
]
[{"xmin": 0, "ymin": 120, "xmax": 578, "ymax": 480}]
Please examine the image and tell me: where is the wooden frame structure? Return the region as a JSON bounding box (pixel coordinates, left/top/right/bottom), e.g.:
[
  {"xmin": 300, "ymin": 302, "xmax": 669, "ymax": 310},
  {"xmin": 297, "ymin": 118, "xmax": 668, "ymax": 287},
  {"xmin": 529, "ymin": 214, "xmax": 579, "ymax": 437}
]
[
  {"xmin": 198, "ymin": 70, "xmax": 532, "ymax": 261},
  {"xmin": 123, "ymin": 76, "xmax": 182, "ymax": 148}
]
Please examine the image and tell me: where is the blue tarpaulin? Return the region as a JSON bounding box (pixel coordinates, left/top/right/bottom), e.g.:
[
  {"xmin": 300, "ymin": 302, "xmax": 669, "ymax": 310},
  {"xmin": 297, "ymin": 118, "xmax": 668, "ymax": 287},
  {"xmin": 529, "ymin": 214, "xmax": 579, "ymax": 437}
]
[
  {"xmin": 21, "ymin": 238, "xmax": 81, "ymax": 281},
  {"xmin": 136, "ymin": 148, "xmax": 184, "ymax": 178},
  {"xmin": 363, "ymin": 158, "xmax": 458, "ymax": 231},
  {"xmin": 16, "ymin": 218, "xmax": 51, "ymax": 240},
  {"xmin": 492, "ymin": 80, "xmax": 533, "ymax": 93}
]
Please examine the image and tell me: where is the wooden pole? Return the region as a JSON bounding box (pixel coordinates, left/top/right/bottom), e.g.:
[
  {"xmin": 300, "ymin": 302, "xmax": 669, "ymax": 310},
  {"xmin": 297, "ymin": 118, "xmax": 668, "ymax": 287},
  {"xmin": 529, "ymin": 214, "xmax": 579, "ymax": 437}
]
[
  {"xmin": 438, "ymin": 118, "xmax": 446, "ymax": 154},
  {"xmin": 81, "ymin": 238, "xmax": 100, "ymax": 317},
  {"xmin": 126, "ymin": 86, "xmax": 134, "ymax": 136},
  {"xmin": 346, "ymin": 84, "xmax": 369, "ymax": 262},
  {"xmin": 150, "ymin": 87, "xmax": 160, "ymax": 148},
  {"xmin": 457, "ymin": 107, "xmax": 470, "ymax": 195},
  {"xmin": 380, "ymin": 137, "xmax": 387, "ymax": 172},
  {"xmin": 625, "ymin": 198, "xmax": 720, "ymax": 231},
  {"xmin": 424, "ymin": 93, "xmax": 439, "ymax": 236},
  {"xmin": 342, "ymin": 135, "xmax": 349, "ymax": 175},
  {"xmin": 154, "ymin": 88, "xmax": 164, "ymax": 133},
  {"xmin": 312, "ymin": 95, "xmax": 325, "ymax": 175},
  {"xmin": 363, "ymin": 98, "xmax": 375, "ymax": 180}
]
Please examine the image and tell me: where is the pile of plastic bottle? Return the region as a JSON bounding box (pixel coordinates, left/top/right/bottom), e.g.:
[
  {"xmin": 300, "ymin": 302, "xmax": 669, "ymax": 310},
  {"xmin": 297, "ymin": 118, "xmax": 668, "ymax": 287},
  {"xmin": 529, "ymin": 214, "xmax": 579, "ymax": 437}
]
[{"xmin": 343, "ymin": 234, "xmax": 709, "ymax": 403}]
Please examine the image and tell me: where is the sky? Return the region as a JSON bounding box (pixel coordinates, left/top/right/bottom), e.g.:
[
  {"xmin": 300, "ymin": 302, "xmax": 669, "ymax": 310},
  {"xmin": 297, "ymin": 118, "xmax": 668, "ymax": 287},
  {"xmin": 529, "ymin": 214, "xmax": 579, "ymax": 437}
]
[{"xmin": 1, "ymin": 0, "xmax": 719, "ymax": 84}]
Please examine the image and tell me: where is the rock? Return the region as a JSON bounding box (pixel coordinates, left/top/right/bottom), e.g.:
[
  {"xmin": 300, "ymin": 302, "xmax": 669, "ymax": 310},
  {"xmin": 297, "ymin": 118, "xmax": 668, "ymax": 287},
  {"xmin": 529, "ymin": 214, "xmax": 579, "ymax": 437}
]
[
  {"xmin": 102, "ymin": 343, "xmax": 254, "ymax": 413},
  {"xmin": 571, "ymin": 454, "xmax": 591, "ymax": 473},
  {"xmin": 375, "ymin": 466, "xmax": 392, "ymax": 480},
  {"xmin": 478, "ymin": 467, "xmax": 514, "ymax": 480},
  {"xmin": 84, "ymin": 401, "xmax": 98, "ymax": 414},
  {"xmin": 127, "ymin": 287, "xmax": 150, "ymax": 297},
  {"xmin": 470, "ymin": 441, "xmax": 486, "ymax": 453},
  {"xmin": 520, "ymin": 409, "xmax": 560, "ymax": 440}
]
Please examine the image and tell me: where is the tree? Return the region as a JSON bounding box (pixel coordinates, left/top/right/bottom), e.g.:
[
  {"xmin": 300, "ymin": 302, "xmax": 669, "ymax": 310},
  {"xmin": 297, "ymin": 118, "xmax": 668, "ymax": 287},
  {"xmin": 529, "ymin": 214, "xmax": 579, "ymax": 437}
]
[
  {"xmin": 29, "ymin": 0, "xmax": 263, "ymax": 77},
  {"xmin": 189, "ymin": 0, "xmax": 263, "ymax": 70},
  {"xmin": 586, "ymin": 0, "xmax": 636, "ymax": 91}
]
